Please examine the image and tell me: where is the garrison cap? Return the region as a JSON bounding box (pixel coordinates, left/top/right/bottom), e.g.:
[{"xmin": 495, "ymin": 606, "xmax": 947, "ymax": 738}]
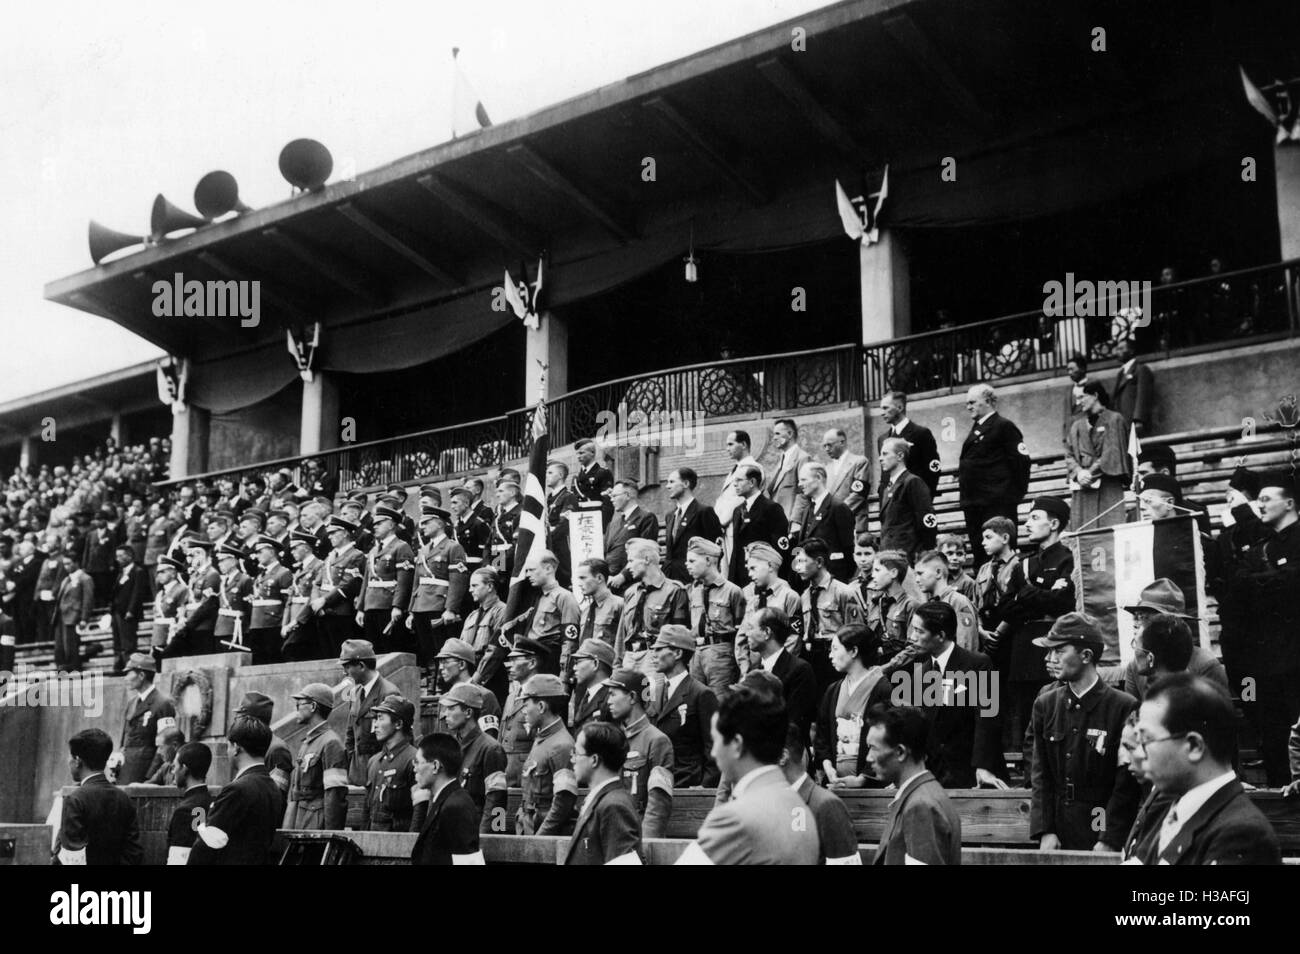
[
  {"xmin": 744, "ymin": 541, "xmax": 782, "ymax": 566},
  {"xmin": 652, "ymin": 625, "xmax": 696, "ymax": 652},
  {"xmin": 435, "ymin": 638, "xmax": 477, "ymax": 666},
  {"xmin": 687, "ymin": 536, "xmax": 723, "ymax": 558},
  {"xmin": 1138, "ymin": 443, "xmax": 1176, "ymax": 468},
  {"xmin": 292, "ymin": 683, "xmax": 335, "ymax": 710},
  {"xmin": 1033, "ymin": 611, "xmax": 1104, "ymax": 650},
  {"xmin": 1260, "ymin": 469, "xmax": 1298, "ymax": 499},
  {"xmin": 1139, "ymin": 474, "xmax": 1180, "ymax": 498},
  {"xmin": 1228, "ymin": 467, "xmax": 1260, "ymax": 498},
  {"xmin": 572, "ymin": 638, "xmax": 616, "ymax": 669}
]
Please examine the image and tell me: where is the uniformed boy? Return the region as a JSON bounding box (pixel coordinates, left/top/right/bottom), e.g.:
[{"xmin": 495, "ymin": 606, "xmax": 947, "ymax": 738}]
[
  {"xmin": 574, "ymin": 557, "xmax": 623, "ymax": 646},
  {"xmin": 283, "ymin": 682, "xmax": 348, "ymax": 830},
  {"xmin": 614, "ymin": 538, "xmax": 690, "ymax": 702},
  {"xmin": 463, "ymin": 566, "xmax": 509, "ymax": 703},
  {"xmin": 360, "ymin": 695, "xmax": 419, "ymax": 832},
  {"xmin": 795, "ymin": 538, "xmax": 865, "ymax": 694},
  {"xmin": 740, "ymin": 541, "xmax": 803, "ymax": 674},
  {"xmin": 685, "ymin": 536, "xmax": 746, "ymax": 697},
  {"xmin": 604, "ymin": 668, "xmax": 675, "ymax": 837},
  {"xmin": 516, "ymin": 673, "xmax": 577, "ymax": 836},
  {"xmin": 438, "ymin": 682, "xmax": 508, "ymax": 833}
]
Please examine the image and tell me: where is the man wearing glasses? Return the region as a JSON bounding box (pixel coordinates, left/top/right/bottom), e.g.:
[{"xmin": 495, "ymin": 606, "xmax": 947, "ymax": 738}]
[{"xmin": 1029, "ymin": 612, "xmax": 1139, "ymax": 852}]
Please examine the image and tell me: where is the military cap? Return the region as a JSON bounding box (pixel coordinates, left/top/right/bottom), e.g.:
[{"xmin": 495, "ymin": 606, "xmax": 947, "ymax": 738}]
[
  {"xmin": 212, "ymin": 509, "xmax": 236, "ymax": 524},
  {"xmin": 572, "ymin": 638, "xmax": 616, "ymax": 669},
  {"xmin": 420, "ymin": 505, "xmax": 451, "ymax": 523},
  {"xmin": 339, "ymin": 498, "xmax": 365, "ymax": 513},
  {"xmin": 183, "ymin": 535, "xmax": 214, "ymax": 552},
  {"xmin": 1122, "ymin": 578, "xmax": 1195, "ymax": 618},
  {"xmin": 373, "ymin": 504, "xmax": 405, "ymax": 523},
  {"xmin": 449, "ymin": 486, "xmax": 474, "ymax": 502},
  {"xmin": 441, "ymin": 682, "xmax": 486, "ymax": 710},
  {"xmin": 346, "ymin": 490, "xmax": 369, "ymax": 503},
  {"xmin": 1260, "ymin": 469, "xmax": 1298, "ymax": 499},
  {"xmin": 744, "ymin": 541, "xmax": 782, "ymax": 566},
  {"xmin": 267, "ymin": 508, "xmax": 290, "ymax": 522},
  {"xmin": 1030, "ymin": 496, "xmax": 1071, "ymax": 526},
  {"xmin": 373, "ymin": 695, "xmax": 416, "ymax": 728},
  {"xmin": 1139, "ymin": 474, "xmax": 1180, "ymax": 498},
  {"xmin": 250, "ymin": 534, "xmax": 280, "ymax": 553},
  {"xmin": 239, "ymin": 508, "xmax": 266, "ymax": 527},
  {"xmin": 289, "ymin": 529, "xmax": 319, "ymax": 548},
  {"xmin": 507, "ymin": 637, "xmax": 549, "ymax": 659},
  {"xmin": 157, "ymin": 555, "xmax": 188, "ymax": 574},
  {"xmin": 520, "ymin": 673, "xmax": 567, "ymax": 699},
  {"xmin": 1228, "ymin": 467, "xmax": 1260, "ymax": 498},
  {"xmin": 291, "ymin": 682, "xmax": 335, "ymax": 710},
  {"xmin": 687, "ymin": 536, "xmax": 723, "ymax": 558},
  {"xmin": 1033, "ymin": 611, "xmax": 1104, "ymax": 650},
  {"xmin": 435, "ymin": 637, "xmax": 477, "ymax": 666},
  {"xmin": 312, "ymin": 495, "xmax": 333, "ymax": 508},
  {"xmin": 383, "ymin": 482, "xmax": 405, "ymax": 495},
  {"xmin": 235, "ymin": 691, "xmax": 274, "ymax": 723},
  {"xmin": 602, "ymin": 668, "xmax": 647, "ymax": 696},
  {"xmin": 651, "ymin": 624, "xmax": 696, "ymax": 652},
  {"xmin": 1138, "ymin": 443, "xmax": 1176, "ymax": 468},
  {"xmin": 338, "ymin": 638, "xmax": 377, "ymax": 662},
  {"xmin": 327, "ymin": 514, "xmax": 359, "ymax": 534},
  {"xmin": 216, "ymin": 541, "xmax": 248, "ymax": 561},
  {"xmin": 124, "ymin": 652, "xmax": 157, "ymax": 674}
]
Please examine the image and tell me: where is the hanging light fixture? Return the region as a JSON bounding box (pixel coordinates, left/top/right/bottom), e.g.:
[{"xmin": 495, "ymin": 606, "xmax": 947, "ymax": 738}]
[{"xmin": 684, "ymin": 222, "xmax": 698, "ymax": 283}]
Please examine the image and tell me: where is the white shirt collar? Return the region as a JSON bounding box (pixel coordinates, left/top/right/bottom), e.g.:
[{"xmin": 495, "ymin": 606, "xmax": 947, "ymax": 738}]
[
  {"xmin": 620, "ymin": 503, "xmax": 637, "ymax": 518},
  {"xmin": 933, "ymin": 643, "xmax": 956, "ymax": 673},
  {"xmin": 1122, "ymin": 358, "xmax": 1136, "ymax": 374},
  {"xmin": 580, "ymin": 776, "xmax": 621, "ymax": 817},
  {"xmin": 789, "ymin": 772, "xmax": 810, "ymax": 793},
  {"xmin": 891, "ymin": 770, "xmax": 927, "ymax": 804},
  {"xmin": 1167, "ymin": 770, "xmax": 1237, "ymax": 835},
  {"xmin": 812, "ymin": 490, "xmax": 830, "ymax": 512},
  {"xmin": 80, "ymin": 772, "xmax": 106, "ymax": 786},
  {"xmin": 761, "ymin": 649, "xmax": 782, "ymax": 672},
  {"xmin": 893, "ymin": 417, "xmax": 911, "ymax": 435},
  {"xmin": 733, "ymin": 764, "xmax": 781, "ymax": 801},
  {"xmin": 666, "ymin": 671, "xmax": 688, "ymax": 697},
  {"xmin": 977, "ymin": 411, "xmax": 995, "ymax": 426},
  {"xmin": 137, "ymin": 684, "xmax": 156, "ymax": 703},
  {"xmin": 332, "ymin": 542, "xmax": 355, "ymax": 557}
]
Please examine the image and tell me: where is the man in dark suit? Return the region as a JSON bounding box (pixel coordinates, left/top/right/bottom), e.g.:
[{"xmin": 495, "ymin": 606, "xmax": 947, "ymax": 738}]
[
  {"xmin": 727, "ymin": 464, "xmax": 790, "ymax": 586},
  {"xmin": 878, "ymin": 390, "xmax": 942, "ymax": 498},
  {"xmin": 649, "ymin": 625, "xmax": 719, "ymax": 786},
  {"xmin": 190, "ymin": 716, "xmax": 283, "ymax": 865},
  {"xmin": 411, "ymin": 733, "xmax": 483, "ymax": 865},
  {"xmin": 1112, "ymin": 336, "xmax": 1155, "ymax": 436},
  {"xmin": 565, "ymin": 721, "xmax": 643, "ymax": 864},
  {"xmin": 902, "ymin": 601, "xmax": 1006, "ymax": 788},
  {"xmin": 9, "ymin": 538, "xmax": 44, "ymax": 644},
  {"xmin": 876, "ymin": 438, "xmax": 938, "ymax": 561},
  {"xmin": 55, "ymin": 728, "xmax": 142, "ymax": 866},
  {"xmin": 340, "ymin": 638, "xmax": 402, "ymax": 784},
  {"xmin": 605, "ymin": 479, "xmax": 659, "ymax": 591},
  {"xmin": 110, "ymin": 544, "xmax": 149, "ymax": 673},
  {"xmin": 574, "ymin": 439, "xmax": 615, "ymax": 523},
  {"xmin": 663, "ymin": 467, "xmax": 722, "ymax": 583},
  {"xmin": 544, "ymin": 460, "xmax": 578, "ymax": 585},
  {"xmin": 743, "ymin": 607, "xmax": 817, "ymax": 741},
  {"xmin": 792, "ymin": 462, "xmax": 855, "ymax": 582},
  {"xmin": 166, "ymin": 742, "xmax": 214, "ymax": 865},
  {"xmin": 866, "ymin": 705, "xmax": 962, "ymax": 865},
  {"xmin": 958, "ymin": 385, "xmax": 1031, "ymax": 572},
  {"xmin": 1123, "ymin": 673, "xmax": 1281, "ymax": 864}
]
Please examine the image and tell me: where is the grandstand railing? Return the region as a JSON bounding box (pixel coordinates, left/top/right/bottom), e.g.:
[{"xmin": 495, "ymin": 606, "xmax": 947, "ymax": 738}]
[{"xmin": 157, "ymin": 259, "xmax": 1300, "ymax": 493}]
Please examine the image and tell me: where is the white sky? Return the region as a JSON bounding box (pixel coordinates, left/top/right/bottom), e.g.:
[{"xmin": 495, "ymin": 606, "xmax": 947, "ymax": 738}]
[{"xmin": 0, "ymin": 0, "xmax": 832, "ymax": 403}]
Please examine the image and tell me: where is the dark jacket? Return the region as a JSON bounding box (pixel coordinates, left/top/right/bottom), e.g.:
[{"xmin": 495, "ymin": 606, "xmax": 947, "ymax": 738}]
[
  {"xmin": 663, "ymin": 499, "xmax": 722, "ymax": 583},
  {"xmin": 411, "ymin": 780, "xmax": 481, "ymax": 865},
  {"xmin": 1112, "ymin": 360, "xmax": 1155, "ymax": 429},
  {"xmin": 111, "ymin": 563, "xmax": 150, "ymax": 619},
  {"xmin": 794, "ymin": 494, "xmax": 856, "ymax": 582},
  {"xmin": 872, "ymin": 770, "xmax": 962, "ymax": 865},
  {"xmin": 878, "ymin": 421, "xmax": 942, "ymax": 497},
  {"xmin": 877, "ymin": 469, "xmax": 937, "ymax": 560},
  {"xmin": 55, "ymin": 774, "xmax": 142, "ymax": 866},
  {"xmin": 188, "ymin": 764, "xmax": 282, "ymax": 865},
  {"xmin": 167, "ymin": 785, "xmax": 215, "ymax": 849},
  {"xmin": 563, "ymin": 779, "xmax": 643, "ymax": 865},
  {"xmin": 604, "ymin": 506, "xmax": 659, "ymax": 578},
  {"xmin": 772, "ymin": 649, "xmax": 818, "ymax": 742},
  {"xmin": 574, "ymin": 463, "xmax": 615, "ymax": 523},
  {"xmin": 727, "ymin": 494, "xmax": 790, "ymax": 585},
  {"xmin": 1123, "ymin": 778, "xmax": 1281, "ymax": 865},
  {"xmin": 650, "ymin": 673, "xmax": 718, "ymax": 787},
  {"xmin": 912, "ymin": 646, "xmax": 1004, "ymax": 787},
  {"xmin": 958, "ymin": 412, "xmax": 1031, "ymax": 508}
]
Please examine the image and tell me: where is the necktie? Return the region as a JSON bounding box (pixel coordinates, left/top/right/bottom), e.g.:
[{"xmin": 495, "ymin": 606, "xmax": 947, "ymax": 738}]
[
  {"xmin": 697, "ymin": 583, "xmax": 714, "ymax": 640},
  {"xmin": 631, "ymin": 585, "xmax": 653, "ymax": 645},
  {"xmin": 754, "ymin": 585, "xmax": 771, "ymax": 608},
  {"xmin": 1158, "ymin": 806, "xmax": 1180, "ymax": 853},
  {"xmin": 582, "ymin": 600, "xmax": 597, "ymax": 641},
  {"xmin": 807, "ymin": 586, "xmax": 822, "ymax": 641}
]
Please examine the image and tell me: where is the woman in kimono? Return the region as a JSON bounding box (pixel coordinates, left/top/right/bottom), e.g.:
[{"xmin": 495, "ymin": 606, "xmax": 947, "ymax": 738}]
[{"xmin": 814, "ymin": 623, "xmax": 893, "ymax": 788}]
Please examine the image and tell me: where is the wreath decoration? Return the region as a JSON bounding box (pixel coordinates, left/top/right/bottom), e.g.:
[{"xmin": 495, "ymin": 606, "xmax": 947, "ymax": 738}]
[{"xmin": 171, "ymin": 668, "xmax": 214, "ymax": 741}]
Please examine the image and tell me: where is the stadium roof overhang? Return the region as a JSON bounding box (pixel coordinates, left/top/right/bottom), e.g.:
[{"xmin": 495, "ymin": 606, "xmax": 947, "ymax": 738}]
[
  {"xmin": 0, "ymin": 360, "xmax": 159, "ymax": 441},
  {"xmin": 44, "ymin": 0, "xmax": 1299, "ymax": 368}
]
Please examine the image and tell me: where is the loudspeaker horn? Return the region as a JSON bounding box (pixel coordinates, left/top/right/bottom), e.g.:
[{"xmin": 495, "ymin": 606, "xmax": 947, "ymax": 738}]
[
  {"xmin": 194, "ymin": 170, "xmax": 250, "ymax": 218},
  {"xmin": 88, "ymin": 220, "xmax": 147, "ymax": 265},
  {"xmin": 279, "ymin": 138, "xmax": 333, "ymax": 191},
  {"xmin": 150, "ymin": 194, "xmax": 208, "ymax": 239}
]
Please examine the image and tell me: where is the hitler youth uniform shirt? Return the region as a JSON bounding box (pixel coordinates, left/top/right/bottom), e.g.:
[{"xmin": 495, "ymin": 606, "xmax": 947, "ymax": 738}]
[
  {"xmin": 614, "ymin": 577, "xmax": 690, "ymax": 657},
  {"xmin": 527, "ymin": 582, "xmax": 582, "ymax": 672}
]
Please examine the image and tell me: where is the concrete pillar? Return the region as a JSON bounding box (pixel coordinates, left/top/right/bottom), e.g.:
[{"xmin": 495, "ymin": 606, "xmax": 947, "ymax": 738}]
[
  {"xmin": 169, "ymin": 404, "xmax": 209, "ymax": 478},
  {"xmin": 525, "ymin": 311, "xmax": 569, "ymax": 404},
  {"xmin": 18, "ymin": 436, "xmax": 35, "ymax": 471},
  {"xmin": 109, "ymin": 412, "xmax": 123, "ymax": 445},
  {"xmin": 1276, "ymin": 145, "xmax": 1300, "ymax": 262},
  {"xmin": 860, "ymin": 230, "xmax": 910, "ymax": 344},
  {"xmin": 300, "ymin": 372, "xmax": 340, "ymax": 455}
]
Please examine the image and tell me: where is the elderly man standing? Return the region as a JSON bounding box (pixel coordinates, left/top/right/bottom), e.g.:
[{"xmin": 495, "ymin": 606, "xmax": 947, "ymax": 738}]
[
  {"xmin": 820, "ymin": 428, "xmax": 872, "ymax": 534},
  {"xmin": 958, "ymin": 384, "xmax": 1031, "ymax": 571}
]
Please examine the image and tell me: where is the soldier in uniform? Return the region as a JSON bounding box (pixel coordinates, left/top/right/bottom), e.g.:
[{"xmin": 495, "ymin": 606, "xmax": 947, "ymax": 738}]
[
  {"xmin": 573, "ymin": 438, "xmax": 614, "ymax": 523},
  {"xmin": 604, "ymin": 668, "xmax": 675, "ymax": 837},
  {"xmin": 648, "ymin": 624, "xmax": 719, "ymax": 786},
  {"xmin": 340, "ymin": 638, "xmax": 402, "ymax": 785},
  {"xmin": 435, "ymin": 637, "xmax": 502, "ymax": 730},
  {"xmin": 795, "ymin": 538, "xmax": 866, "ymax": 695},
  {"xmin": 310, "ymin": 515, "xmax": 367, "ymax": 658},
  {"xmin": 491, "ymin": 475, "xmax": 523, "ymax": 585},
  {"xmin": 464, "ymin": 477, "xmax": 494, "ymax": 526},
  {"xmin": 246, "ymin": 534, "xmax": 292, "ymax": 665},
  {"xmin": 463, "ymin": 567, "xmax": 509, "ymax": 704},
  {"xmin": 524, "ymin": 549, "xmax": 583, "ymax": 677},
  {"xmin": 1030, "ymin": 613, "xmax": 1139, "ymax": 851},
  {"xmin": 281, "ymin": 529, "xmax": 324, "ymax": 662},
  {"xmin": 569, "ymin": 638, "xmax": 615, "ymax": 733},
  {"xmin": 383, "ymin": 484, "xmax": 419, "ymax": 543},
  {"xmin": 234, "ymin": 691, "xmax": 294, "ymax": 798},
  {"xmin": 516, "ymin": 673, "xmax": 578, "ymax": 836},
  {"xmin": 958, "ymin": 384, "xmax": 1032, "ymax": 572},
  {"xmin": 117, "ymin": 652, "xmax": 178, "ymax": 783},
  {"xmin": 360, "ymin": 695, "xmax": 419, "ymax": 832},
  {"xmin": 991, "ymin": 497, "xmax": 1075, "ymax": 754},
  {"xmin": 448, "ymin": 486, "xmax": 491, "ymax": 576},
  {"xmin": 150, "ymin": 554, "xmax": 190, "ymax": 665},
  {"xmin": 233, "ymin": 509, "xmax": 266, "ymax": 575},
  {"xmin": 614, "ymin": 538, "xmax": 690, "ymax": 702},
  {"xmin": 574, "ymin": 557, "xmax": 623, "ymax": 647},
  {"xmin": 545, "ymin": 459, "xmax": 578, "ymax": 586},
  {"xmin": 212, "ymin": 540, "xmax": 253, "ymax": 654},
  {"xmin": 283, "ymin": 682, "xmax": 348, "ymax": 830},
  {"xmin": 339, "ymin": 497, "xmax": 375, "ymax": 554},
  {"xmin": 171, "ymin": 537, "xmax": 221, "ymax": 657},
  {"xmin": 740, "ymin": 541, "xmax": 803, "ymax": 675},
  {"xmin": 264, "ymin": 508, "xmax": 294, "ymax": 568},
  {"xmin": 498, "ymin": 638, "xmax": 546, "ymax": 784},
  {"xmin": 437, "ymin": 682, "xmax": 508, "ymax": 833},
  {"xmin": 685, "ymin": 536, "xmax": 746, "ymax": 698},
  {"xmin": 408, "ymin": 505, "xmax": 469, "ymax": 673},
  {"xmin": 355, "ymin": 503, "xmax": 415, "ymax": 656}
]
